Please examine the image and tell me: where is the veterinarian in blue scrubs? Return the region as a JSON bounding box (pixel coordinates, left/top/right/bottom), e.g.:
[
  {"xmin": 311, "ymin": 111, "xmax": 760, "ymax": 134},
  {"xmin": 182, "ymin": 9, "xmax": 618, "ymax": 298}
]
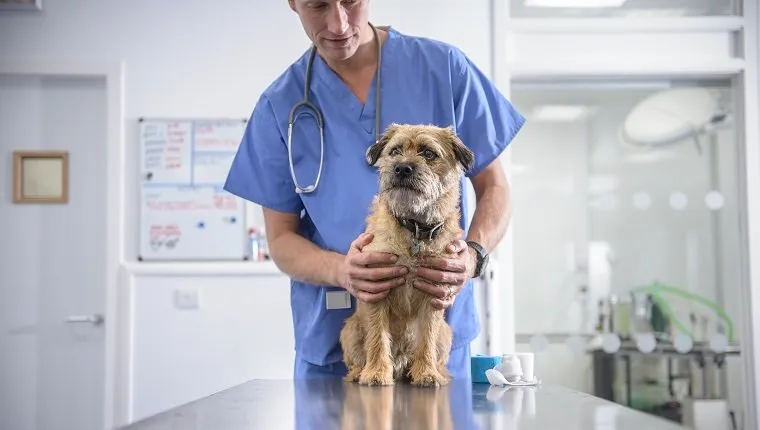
[{"xmin": 224, "ymin": 0, "xmax": 525, "ymax": 380}]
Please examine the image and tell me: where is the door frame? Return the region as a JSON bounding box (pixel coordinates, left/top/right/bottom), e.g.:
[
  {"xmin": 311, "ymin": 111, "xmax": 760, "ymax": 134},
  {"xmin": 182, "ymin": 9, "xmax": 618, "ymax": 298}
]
[
  {"xmin": 493, "ymin": 0, "xmax": 759, "ymax": 425},
  {"xmin": 0, "ymin": 60, "xmax": 126, "ymax": 430}
]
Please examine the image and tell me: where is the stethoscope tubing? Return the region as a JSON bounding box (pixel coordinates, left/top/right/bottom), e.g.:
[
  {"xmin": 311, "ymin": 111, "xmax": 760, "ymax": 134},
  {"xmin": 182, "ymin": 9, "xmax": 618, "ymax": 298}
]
[{"xmin": 287, "ymin": 23, "xmax": 382, "ymax": 194}]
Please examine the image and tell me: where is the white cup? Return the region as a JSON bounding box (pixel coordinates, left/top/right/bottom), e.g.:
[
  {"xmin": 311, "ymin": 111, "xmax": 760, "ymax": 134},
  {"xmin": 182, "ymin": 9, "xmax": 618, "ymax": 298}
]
[{"xmin": 514, "ymin": 352, "xmax": 535, "ymax": 382}]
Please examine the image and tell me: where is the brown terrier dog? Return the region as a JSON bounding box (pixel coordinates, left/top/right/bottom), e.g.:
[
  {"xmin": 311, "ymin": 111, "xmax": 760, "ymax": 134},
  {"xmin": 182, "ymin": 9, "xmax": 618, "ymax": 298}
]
[{"xmin": 339, "ymin": 123, "xmax": 475, "ymax": 387}]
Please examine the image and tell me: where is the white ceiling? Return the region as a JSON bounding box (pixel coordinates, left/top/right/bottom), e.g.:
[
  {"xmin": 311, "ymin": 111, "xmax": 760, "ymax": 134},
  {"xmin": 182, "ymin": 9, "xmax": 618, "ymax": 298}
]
[
  {"xmin": 510, "ymin": 0, "xmax": 734, "ymax": 17},
  {"xmin": 510, "ymin": 79, "xmax": 733, "ymax": 109}
]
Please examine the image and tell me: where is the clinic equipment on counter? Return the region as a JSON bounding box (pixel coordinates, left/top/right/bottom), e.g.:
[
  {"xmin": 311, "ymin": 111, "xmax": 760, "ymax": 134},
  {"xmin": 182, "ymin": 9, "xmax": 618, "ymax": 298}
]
[
  {"xmin": 597, "ymin": 292, "xmax": 669, "ymax": 339},
  {"xmin": 596, "ymin": 282, "xmax": 735, "ymax": 344},
  {"xmin": 471, "ymin": 355, "xmax": 502, "ymax": 383},
  {"xmin": 590, "ymin": 283, "xmax": 739, "ymax": 427},
  {"xmin": 287, "ymin": 23, "xmax": 383, "ymax": 194},
  {"xmin": 590, "ymin": 338, "xmax": 740, "ymax": 428},
  {"xmin": 472, "ymin": 354, "xmax": 541, "ymax": 387},
  {"xmin": 633, "ymin": 282, "xmax": 735, "ymax": 343},
  {"xmin": 248, "ymin": 226, "xmax": 270, "ymax": 261}
]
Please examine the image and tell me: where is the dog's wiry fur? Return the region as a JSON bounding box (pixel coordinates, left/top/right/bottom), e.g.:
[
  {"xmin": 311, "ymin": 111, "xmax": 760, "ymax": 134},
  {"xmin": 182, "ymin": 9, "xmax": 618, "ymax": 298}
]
[{"xmin": 339, "ymin": 123, "xmax": 475, "ymax": 387}]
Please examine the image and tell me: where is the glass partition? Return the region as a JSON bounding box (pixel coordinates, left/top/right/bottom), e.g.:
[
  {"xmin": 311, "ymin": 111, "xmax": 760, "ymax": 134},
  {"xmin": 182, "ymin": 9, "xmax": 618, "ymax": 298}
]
[{"xmin": 508, "ymin": 76, "xmax": 746, "ymax": 425}]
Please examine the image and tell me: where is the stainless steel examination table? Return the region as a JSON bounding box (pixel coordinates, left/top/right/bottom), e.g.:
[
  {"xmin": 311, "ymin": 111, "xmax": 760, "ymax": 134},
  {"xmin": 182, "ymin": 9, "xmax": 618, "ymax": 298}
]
[{"xmin": 121, "ymin": 378, "xmax": 687, "ymax": 429}]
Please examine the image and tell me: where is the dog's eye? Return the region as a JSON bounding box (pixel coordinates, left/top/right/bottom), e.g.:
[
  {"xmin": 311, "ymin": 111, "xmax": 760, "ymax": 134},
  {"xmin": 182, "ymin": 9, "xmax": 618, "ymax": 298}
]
[
  {"xmin": 390, "ymin": 147, "xmax": 402, "ymax": 156},
  {"xmin": 421, "ymin": 149, "xmax": 436, "ymax": 160}
]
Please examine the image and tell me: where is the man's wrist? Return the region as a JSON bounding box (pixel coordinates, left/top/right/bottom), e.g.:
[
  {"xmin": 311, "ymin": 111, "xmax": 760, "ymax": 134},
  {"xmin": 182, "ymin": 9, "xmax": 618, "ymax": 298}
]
[
  {"xmin": 327, "ymin": 252, "xmax": 345, "ymax": 288},
  {"xmin": 466, "ymin": 247, "xmax": 479, "ymax": 279}
]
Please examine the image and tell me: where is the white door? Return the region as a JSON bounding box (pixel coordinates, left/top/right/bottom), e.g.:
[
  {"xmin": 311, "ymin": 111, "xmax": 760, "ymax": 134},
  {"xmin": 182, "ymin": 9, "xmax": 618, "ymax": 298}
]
[{"xmin": 0, "ymin": 74, "xmax": 108, "ymax": 430}]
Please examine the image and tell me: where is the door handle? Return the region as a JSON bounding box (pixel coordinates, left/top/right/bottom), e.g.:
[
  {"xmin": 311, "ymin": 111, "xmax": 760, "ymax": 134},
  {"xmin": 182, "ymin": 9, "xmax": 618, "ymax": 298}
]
[{"xmin": 65, "ymin": 314, "xmax": 104, "ymax": 326}]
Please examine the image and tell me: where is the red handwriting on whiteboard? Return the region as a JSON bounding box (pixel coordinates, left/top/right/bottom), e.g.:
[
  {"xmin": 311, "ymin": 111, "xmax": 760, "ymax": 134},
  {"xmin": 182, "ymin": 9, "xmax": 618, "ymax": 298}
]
[
  {"xmin": 195, "ymin": 137, "xmax": 239, "ymax": 149},
  {"xmin": 194, "ymin": 122, "xmax": 240, "ymax": 150},
  {"xmin": 149, "ymin": 224, "xmax": 181, "ymax": 239},
  {"xmin": 164, "ymin": 157, "xmax": 183, "ymax": 170},
  {"xmin": 146, "ymin": 199, "xmax": 214, "ymax": 211},
  {"xmin": 213, "ymin": 194, "xmax": 238, "ymax": 210},
  {"xmin": 195, "ymin": 123, "xmax": 214, "ymax": 134},
  {"xmin": 149, "ymin": 224, "xmax": 182, "ymax": 251}
]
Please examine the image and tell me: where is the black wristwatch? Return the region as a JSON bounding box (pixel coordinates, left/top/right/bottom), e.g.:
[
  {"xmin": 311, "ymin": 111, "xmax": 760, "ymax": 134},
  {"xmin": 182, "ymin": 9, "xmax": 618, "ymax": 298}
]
[{"xmin": 466, "ymin": 241, "xmax": 489, "ymax": 279}]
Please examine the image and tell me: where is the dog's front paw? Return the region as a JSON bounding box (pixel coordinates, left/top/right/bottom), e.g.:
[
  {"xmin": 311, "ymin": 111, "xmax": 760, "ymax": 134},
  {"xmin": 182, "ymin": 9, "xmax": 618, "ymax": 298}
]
[
  {"xmin": 344, "ymin": 365, "xmax": 363, "ymax": 383},
  {"xmin": 358, "ymin": 365, "xmax": 394, "ymax": 386},
  {"xmin": 409, "ymin": 366, "xmax": 448, "ymax": 388}
]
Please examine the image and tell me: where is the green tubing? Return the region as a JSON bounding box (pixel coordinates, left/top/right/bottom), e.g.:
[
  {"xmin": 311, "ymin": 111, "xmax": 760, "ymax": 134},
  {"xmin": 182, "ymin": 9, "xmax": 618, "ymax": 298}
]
[
  {"xmin": 632, "ymin": 282, "xmax": 735, "ymax": 343},
  {"xmin": 647, "ymin": 291, "xmax": 689, "ymax": 335}
]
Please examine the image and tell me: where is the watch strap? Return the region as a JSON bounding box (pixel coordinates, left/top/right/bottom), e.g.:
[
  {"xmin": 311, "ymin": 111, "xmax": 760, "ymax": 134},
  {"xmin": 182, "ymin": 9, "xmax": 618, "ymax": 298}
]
[{"xmin": 466, "ymin": 241, "xmax": 487, "ymax": 278}]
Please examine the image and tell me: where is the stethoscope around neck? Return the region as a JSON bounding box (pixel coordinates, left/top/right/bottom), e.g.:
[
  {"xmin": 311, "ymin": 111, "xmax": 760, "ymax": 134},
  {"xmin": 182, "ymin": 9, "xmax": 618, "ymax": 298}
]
[{"xmin": 286, "ymin": 23, "xmax": 383, "ymax": 194}]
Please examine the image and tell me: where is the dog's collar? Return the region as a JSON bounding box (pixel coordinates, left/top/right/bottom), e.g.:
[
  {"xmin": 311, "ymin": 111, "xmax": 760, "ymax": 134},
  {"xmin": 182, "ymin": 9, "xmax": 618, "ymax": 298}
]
[{"xmin": 397, "ymin": 217, "xmax": 445, "ymax": 241}]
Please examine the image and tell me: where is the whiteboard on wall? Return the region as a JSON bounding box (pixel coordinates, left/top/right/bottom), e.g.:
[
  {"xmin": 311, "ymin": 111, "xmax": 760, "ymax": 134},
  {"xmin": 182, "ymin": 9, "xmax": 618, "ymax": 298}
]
[{"xmin": 137, "ymin": 117, "xmax": 249, "ymax": 261}]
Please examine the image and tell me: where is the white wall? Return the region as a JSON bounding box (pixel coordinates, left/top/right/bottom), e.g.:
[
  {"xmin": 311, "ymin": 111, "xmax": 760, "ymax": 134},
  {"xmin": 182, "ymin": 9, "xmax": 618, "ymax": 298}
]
[{"xmin": 0, "ymin": 0, "xmax": 499, "ymax": 424}]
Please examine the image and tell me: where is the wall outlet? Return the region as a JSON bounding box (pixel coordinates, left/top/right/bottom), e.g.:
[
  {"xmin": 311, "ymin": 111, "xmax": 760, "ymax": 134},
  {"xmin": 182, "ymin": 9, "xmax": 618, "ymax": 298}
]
[{"xmin": 174, "ymin": 288, "xmax": 201, "ymax": 310}]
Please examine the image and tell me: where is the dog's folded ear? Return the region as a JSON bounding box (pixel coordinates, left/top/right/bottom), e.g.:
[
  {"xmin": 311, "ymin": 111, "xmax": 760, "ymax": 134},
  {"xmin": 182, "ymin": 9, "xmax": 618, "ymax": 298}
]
[
  {"xmin": 366, "ymin": 123, "xmax": 400, "ymax": 166},
  {"xmin": 442, "ymin": 126, "xmax": 475, "ymax": 172}
]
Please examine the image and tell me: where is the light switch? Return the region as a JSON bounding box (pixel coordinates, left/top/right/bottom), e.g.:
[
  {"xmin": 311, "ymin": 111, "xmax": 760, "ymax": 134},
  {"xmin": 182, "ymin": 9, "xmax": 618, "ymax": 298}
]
[{"xmin": 174, "ymin": 288, "xmax": 201, "ymax": 310}]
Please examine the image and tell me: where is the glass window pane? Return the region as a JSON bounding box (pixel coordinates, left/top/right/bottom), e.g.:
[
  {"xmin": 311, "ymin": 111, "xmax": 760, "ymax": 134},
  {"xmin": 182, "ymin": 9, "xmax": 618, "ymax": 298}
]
[
  {"xmin": 509, "ymin": 77, "xmax": 745, "ymax": 412},
  {"xmin": 510, "ymin": 0, "xmax": 735, "ymax": 18}
]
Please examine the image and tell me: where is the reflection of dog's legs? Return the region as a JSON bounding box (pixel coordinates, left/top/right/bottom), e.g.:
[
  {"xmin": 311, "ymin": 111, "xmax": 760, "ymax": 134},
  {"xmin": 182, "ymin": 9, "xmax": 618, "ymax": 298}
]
[
  {"xmin": 340, "ymin": 384, "xmax": 361, "ymax": 430},
  {"xmin": 436, "ymin": 322, "xmax": 452, "ymax": 382},
  {"xmin": 358, "ymin": 305, "xmax": 394, "ymax": 386},
  {"xmin": 438, "ymin": 385, "xmax": 454, "ymax": 430},
  {"xmin": 360, "ymin": 385, "xmax": 394, "ymax": 430},
  {"xmin": 409, "ymin": 385, "xmax": 438, "ymax": 429},
  {"xmin": 339, "ymin": 314, "xmax": 365, "ymax": 382},
  {"xmin": 409, "ymin": 310, "xmax": 449, "ymax": 387}
]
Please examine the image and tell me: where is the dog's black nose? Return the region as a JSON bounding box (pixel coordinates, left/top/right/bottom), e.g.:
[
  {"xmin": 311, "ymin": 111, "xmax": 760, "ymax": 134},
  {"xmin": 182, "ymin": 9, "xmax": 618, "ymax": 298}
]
[{"xmin": 394, "ymin": 163, "xmax": 414, "ymax": 178}]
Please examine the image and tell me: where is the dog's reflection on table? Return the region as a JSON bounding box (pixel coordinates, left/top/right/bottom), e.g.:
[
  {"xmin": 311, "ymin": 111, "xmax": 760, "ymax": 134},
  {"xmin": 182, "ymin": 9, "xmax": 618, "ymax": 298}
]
[{"xmin": 340, "ymin": 382, "xmax": 454, "ymax": 430}]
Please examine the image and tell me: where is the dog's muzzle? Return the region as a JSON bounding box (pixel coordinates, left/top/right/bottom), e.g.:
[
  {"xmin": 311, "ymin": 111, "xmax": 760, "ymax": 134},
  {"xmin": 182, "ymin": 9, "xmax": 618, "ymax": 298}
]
[
  {"xmin": 388, "ymin": 162, "xmax": 421, "ymax": 191},
  {"xmin": 394, "ymin": 163, "xmax": 414, "ymax": 179}
]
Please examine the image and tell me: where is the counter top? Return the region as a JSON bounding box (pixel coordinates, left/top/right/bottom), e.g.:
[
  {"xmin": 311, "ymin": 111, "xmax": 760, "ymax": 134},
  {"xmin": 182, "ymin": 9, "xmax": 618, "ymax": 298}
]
[{"xmin": 120, "ymin": 378, "xmax": 686, "ymax": 430}]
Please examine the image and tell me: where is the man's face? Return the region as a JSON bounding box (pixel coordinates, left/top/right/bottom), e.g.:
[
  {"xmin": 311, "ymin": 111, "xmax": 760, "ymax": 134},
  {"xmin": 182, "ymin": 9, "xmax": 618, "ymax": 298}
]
[{"xmin": 289, "ymin": 0, "xmax": 370, "ymax": 63}]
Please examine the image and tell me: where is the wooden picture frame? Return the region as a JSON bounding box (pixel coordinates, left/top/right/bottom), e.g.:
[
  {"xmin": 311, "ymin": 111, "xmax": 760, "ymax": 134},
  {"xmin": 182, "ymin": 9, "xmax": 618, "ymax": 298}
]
[
  {"xmin": 0, "ymin": 0, "xmax": 42, "ymax": 11},
  {"xmin": 13, "ymin": 150, "xmax": 69, "ymax": 203}
]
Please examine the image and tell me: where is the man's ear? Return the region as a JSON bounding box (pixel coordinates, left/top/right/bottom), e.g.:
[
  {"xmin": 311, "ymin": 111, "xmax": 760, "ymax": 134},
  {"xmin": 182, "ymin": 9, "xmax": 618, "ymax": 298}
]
[
  {"xmin": 442, "ymin": 126, "xmax": 474, "ymax": 172},
  {"xmin": 288, "ymin": 0, "xmax": 296, "ymax": 12},
  {"xmin": 366, "ymin": 123, "xmax": 400, "ymax": 166}
]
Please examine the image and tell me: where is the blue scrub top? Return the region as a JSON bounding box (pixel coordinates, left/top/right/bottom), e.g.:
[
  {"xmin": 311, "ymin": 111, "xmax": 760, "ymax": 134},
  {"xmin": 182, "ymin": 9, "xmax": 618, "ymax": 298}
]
[{"xmin": 224, "ymin": 27, "xmax": 526, "ymax": 367}]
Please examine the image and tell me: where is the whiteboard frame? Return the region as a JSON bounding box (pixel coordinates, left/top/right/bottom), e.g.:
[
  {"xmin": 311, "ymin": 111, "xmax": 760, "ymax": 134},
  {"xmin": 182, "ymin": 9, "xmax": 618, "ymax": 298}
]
[
  {"xmin": 0, "ymin": 59, "xmax": 127, "ymax": 429},
  {"xmin": 135, "ymin": 116, "xmax": 249, "ymax": 262}
]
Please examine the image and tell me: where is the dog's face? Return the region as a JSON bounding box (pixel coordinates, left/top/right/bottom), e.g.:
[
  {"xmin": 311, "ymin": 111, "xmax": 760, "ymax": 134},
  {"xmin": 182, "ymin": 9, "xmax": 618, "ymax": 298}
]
[{"xmin": 366, "ymin": 124, "xmax": 474, "ymax": 217}]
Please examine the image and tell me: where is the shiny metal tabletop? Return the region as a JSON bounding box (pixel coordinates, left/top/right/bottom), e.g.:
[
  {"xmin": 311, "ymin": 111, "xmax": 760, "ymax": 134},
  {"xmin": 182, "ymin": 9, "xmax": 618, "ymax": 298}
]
[{"xmin": 121, "ymin": 378, "xmax": 686, "ymax": 429}]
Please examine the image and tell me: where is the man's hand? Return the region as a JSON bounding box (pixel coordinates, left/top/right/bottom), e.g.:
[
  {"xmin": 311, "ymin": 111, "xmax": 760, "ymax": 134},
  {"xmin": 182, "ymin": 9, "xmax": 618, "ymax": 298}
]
[
  {"xmin": 413, "ymin": 239, "xmax": 477, "ymax": 310},
  {"xmin": 336, "ymin": 233, "xmax": 408, "ymax": 304}
]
